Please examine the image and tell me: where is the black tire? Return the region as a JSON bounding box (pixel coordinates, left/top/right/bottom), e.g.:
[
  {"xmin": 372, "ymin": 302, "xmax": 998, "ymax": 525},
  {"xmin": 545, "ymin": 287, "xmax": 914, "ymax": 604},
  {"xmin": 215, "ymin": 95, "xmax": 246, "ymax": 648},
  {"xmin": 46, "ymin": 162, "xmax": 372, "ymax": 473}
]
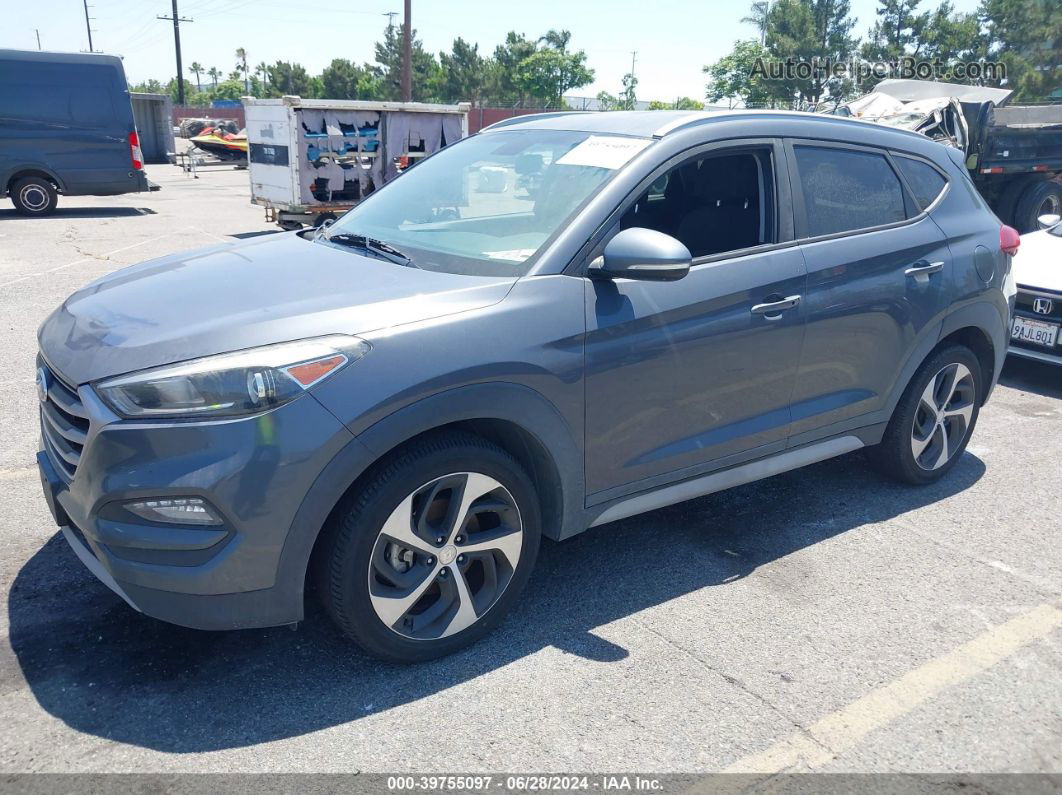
[
  {"xmin": 312, "ymin": 212, "xmax": 337, "ymax": 229},
  {"xmin": 10, "ymin": 176, "xmax": 58, "ymax": 217},
  {"xmin": 1013, "ymin": 180, "xmax": 1062, "ymax": 233},
  {"xmin": 277, "ymin": 220, "xmax": 302, "ymax": 231},
  {"xmin": 869, "ymin": 345, "xmax": 982, "ymax": 485},
  {"xmin": 315, "ymin": 430, "xmax": 541, "ymax": 663}
]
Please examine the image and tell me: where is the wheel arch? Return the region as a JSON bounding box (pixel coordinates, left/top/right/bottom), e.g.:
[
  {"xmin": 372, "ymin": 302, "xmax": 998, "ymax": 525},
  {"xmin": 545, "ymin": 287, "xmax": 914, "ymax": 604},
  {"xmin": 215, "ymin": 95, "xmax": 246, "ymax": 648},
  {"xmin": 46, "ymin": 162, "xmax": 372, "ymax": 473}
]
[
  {"xmin": 5, "ymin": 166, "xmax": 66, "ymax": 194},
  {"xmin": 275, "ymin": 383, "xmax": 584, "ymax": 622}
]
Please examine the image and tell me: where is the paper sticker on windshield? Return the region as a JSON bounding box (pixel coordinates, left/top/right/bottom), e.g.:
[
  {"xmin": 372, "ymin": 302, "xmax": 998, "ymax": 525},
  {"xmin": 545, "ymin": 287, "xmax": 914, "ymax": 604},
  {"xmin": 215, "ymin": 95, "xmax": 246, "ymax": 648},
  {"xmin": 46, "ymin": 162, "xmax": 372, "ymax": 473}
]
[
  {"xmin": 485, "ymin": 248, "xmax": 536, "ymax": 262},
  {"xmin": 555, "ymin": 136, "xmax": 652, "ymax": 170}
]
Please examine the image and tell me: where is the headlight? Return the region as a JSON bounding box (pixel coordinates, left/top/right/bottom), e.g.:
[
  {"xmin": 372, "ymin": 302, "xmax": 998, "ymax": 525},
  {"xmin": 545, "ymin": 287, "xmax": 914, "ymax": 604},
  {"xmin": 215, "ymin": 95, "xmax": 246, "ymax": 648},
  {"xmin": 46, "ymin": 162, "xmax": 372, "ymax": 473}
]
[{"xmin": 95, "ymin": 335, "xmax": 370, "ymax": 419}]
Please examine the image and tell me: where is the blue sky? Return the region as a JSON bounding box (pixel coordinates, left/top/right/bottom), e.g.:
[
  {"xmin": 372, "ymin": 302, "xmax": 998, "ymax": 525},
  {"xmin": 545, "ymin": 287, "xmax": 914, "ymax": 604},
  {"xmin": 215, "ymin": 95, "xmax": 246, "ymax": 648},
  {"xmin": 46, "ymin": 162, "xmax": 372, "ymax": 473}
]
[{"xmin": 1, "ymin": 0, "xmax": 982, "ymax": 101}]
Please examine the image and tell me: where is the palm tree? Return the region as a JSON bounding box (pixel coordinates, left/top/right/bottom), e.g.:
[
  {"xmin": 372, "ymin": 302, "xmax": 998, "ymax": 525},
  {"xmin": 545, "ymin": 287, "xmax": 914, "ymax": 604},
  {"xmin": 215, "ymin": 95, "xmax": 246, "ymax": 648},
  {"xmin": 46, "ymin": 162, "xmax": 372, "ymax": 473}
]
[
  {"xmin": 256, "ymin": 61, "xmax": 269, "ymax": 93},
  {"xmin": 538, "ymin": 29, "xmax": 571, "ymax": 53},
  {"xmin": 235, "ymin": 48, "xmax": 249, "ymax": 94},
  {"xmin": 742, "ymin": 1, "xmax": 771, "ymax": 45},
  {"xmin": 207, "ymin": 66, "xmax": 221, "ymax": 88},
  {"xmin": 188, "ymin": 61, "xmax": 203, "ymax": 92}
]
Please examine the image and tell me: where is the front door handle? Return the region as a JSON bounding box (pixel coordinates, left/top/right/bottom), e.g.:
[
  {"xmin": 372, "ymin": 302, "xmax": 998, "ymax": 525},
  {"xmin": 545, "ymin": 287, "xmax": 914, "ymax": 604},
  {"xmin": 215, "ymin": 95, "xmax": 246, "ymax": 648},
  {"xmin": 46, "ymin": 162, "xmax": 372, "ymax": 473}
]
[
  {"xmin": 905, "ymin": 260, "xmax": 944, "ymax": 277},
  {"xmin": 751, "ymin": 295, "xmax": 801, "ymax": 319}
]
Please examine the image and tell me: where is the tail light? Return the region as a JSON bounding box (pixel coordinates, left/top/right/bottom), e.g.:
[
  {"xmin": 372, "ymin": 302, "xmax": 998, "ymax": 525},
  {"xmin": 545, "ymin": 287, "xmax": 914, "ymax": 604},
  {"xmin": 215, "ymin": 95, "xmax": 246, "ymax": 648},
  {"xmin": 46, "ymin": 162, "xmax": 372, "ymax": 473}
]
[
  {"xmin": 1000, "ymin": 225, "xmax": 1020, "ymax": 256},
  {"xmin": 128, "ymin": 131, "xmax": 144, "ymax": 171}
]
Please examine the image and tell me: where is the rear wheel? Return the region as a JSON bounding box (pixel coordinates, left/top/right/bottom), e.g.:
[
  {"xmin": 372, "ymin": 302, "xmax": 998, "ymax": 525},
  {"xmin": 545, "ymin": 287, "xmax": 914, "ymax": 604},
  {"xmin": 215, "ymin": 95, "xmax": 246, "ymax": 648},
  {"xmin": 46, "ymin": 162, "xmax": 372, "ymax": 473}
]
[
  {"xmin": 11, "ymin": 176, "xmax": 58, "ymax": 216},
  {"xmin": 1014, "ymin": 180, "xmax": 1062, "ymax": 233},
  {"xmin": 316, "ymin": 431, "xmax": 541, "ymax": 662},
  {"xmin": 869, "ymin": 346, "xmax": 982, "ymax": 485}
]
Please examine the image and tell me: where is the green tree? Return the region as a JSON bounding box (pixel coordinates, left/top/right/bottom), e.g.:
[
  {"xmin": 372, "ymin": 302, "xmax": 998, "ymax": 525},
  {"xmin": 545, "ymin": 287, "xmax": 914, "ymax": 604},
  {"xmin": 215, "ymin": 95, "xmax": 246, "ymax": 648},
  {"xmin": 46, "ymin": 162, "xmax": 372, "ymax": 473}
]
[
  {"xmin": 704, "ymin": 39, "xmax": 778, "ymax": 107},
  {"xmin": 207, "ymin": 66, "xmax": 221, "ymax": 88},
  {"xmin": 979, "ymin": 0, "xmax": 1061, "ymax": 100},
  {"xmin": 321, "ymin": 58, "xmax": 380, "ymax": 100},
  {"xmin": 255, "ymin": 61, "xmax": 270, "ymax": 93},
  {"xmin": 440, "ymin": 37, "xmax": 487, "ymax": 104},
  {"xmin": 267, "ymin": 61, "xmax": 314, "ymax": 96},
  {"xmin": 166, "ymin": 78, "xmax": 195, "ymax": 105},
  {"xmin": 490, "ymin": 31, "xmax": 538, "ymax": 104},
  {"xmin": 648, "ymin": 96, "xmax": 705, "ymax": 109},
  {"xmin": 596, "ymin": 90, "xmax": 622, "ymax": 110},
  {"xmin": 766, "ymin": 0, "xmax": 858, "ymax": 104},
  {"xmin": 621, "ymin": 72, "xmax": 638, "ymax": 109},
  {"xmin": 210, "ymin": 78, "xmax": 245, "ymax": 101},
  {"xmin": 187, "ymin": 61, "xmax": 203, "ymax": 92},
  {"xmin": 374, "ymin": 23, "xmax": 443, "ymax": 101},
  {"xmin": 861, "ymin": 0, "xmax": 931, "ymax": 61},
  {"xmin": 515, "ymin": 30, "xmax": 594, "ymax": 107},
  {"xmin": 235, "ymin": 48, "xmax": 250, "ymax": 94}
]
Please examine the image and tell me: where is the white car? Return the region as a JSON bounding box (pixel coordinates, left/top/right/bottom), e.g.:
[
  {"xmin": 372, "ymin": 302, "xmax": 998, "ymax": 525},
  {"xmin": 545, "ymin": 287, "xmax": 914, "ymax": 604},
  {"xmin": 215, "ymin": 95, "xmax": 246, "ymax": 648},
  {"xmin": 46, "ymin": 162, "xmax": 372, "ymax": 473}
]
[{"xmin": 1009, "ymin": 212, "xmax": 1062, "ymax": 366}]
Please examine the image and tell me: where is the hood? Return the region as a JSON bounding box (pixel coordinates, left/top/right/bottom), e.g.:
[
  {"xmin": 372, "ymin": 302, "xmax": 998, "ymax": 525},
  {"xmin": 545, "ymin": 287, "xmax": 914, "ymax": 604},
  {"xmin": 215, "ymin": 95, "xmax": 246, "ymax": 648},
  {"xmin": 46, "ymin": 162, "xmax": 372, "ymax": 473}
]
[
  {"xmin": 1013, "ymin": 227, "xmax": 1062, "ymax": 294},
  {"xmin": 38, "ymin": 232, "xmax": 516, "ymax": 384}
]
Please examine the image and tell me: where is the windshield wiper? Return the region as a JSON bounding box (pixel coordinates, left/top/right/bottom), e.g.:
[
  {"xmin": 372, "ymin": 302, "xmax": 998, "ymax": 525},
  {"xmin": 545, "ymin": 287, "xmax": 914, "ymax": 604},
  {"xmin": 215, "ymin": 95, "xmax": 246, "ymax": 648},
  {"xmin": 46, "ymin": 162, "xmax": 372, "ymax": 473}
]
[{"xmin": 322, "ymin": 232, "xmax": 416, "ymax": 267}]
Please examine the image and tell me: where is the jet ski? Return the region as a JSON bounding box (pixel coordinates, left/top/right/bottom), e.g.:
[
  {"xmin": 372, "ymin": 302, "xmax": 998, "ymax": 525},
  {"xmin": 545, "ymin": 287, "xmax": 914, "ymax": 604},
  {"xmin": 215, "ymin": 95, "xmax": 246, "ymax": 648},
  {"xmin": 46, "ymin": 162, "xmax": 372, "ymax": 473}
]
[{"xmin": 189, "ymin": 127, "xmax": 249, "ymax": 161}]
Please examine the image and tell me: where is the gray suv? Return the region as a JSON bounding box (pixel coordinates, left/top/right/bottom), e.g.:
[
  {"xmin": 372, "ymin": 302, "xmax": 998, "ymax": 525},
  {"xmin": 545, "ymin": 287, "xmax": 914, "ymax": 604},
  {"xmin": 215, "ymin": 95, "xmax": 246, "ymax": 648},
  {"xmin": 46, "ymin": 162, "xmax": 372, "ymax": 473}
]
[{"xmin": 36, "ymin": 111, "xmax": 1014, "ymax": 662}]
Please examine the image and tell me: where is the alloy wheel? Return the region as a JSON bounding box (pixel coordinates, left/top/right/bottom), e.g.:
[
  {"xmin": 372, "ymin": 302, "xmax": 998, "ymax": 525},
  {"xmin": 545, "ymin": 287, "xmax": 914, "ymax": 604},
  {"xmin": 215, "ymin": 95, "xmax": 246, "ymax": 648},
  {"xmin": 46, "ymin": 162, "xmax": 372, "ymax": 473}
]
[
  {"xmin": 367, "ymin": 472, "xmax": 523, "ymax": 640},
  {"xmin": 910, "ymin": 362, "xmax": 976, "ymax": 471}
]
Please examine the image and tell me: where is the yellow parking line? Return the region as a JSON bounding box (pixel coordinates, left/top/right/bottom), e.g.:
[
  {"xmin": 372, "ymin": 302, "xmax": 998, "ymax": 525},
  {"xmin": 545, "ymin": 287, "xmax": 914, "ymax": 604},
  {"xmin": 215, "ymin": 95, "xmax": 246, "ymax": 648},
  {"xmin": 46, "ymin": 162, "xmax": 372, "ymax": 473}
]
[{"xmin": 724, "ymin": 600, "xmax": 1062, "ymax": 773}]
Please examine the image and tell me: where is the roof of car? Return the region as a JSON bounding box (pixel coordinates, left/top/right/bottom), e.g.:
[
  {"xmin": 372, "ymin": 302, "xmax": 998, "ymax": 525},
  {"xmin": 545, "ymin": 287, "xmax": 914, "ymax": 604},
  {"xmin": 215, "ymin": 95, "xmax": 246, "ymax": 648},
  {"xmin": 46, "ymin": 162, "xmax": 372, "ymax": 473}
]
[{"xmin": 482, "ymin": 108, "xmax": 918, "ymax": 141}]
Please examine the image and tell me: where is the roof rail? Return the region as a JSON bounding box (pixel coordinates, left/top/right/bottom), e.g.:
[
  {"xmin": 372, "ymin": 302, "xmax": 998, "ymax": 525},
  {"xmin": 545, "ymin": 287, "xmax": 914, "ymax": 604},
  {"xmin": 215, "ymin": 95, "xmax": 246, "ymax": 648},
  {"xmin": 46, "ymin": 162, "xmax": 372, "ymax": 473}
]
[{"xmin": 480, "ymin": 110, "xmax": 590, "ymax": 132}]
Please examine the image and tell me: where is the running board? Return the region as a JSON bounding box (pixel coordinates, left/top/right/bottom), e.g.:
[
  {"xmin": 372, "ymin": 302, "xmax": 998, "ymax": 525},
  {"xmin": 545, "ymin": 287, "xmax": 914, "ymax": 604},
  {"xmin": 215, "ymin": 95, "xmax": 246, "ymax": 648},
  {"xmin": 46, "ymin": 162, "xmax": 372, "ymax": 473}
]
[{"xmin": 588, "ymin": 435, "xmax": 864, "ymax": 527}]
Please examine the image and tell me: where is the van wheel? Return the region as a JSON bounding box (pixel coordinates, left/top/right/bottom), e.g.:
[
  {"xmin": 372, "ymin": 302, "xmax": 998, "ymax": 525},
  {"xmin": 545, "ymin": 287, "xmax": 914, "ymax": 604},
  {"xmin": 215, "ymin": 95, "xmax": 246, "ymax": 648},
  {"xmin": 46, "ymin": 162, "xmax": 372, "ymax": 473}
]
[
  {"xmin": 869, "ymin": 346, "xmax": 982, "ymax": 485},
  {"xmin": 316, "ymin": 430, "xmax": 541, "ymax": 662},
  {"xmin": 11, "ymin": 177, "xmax": 58, "ymax": 217}
]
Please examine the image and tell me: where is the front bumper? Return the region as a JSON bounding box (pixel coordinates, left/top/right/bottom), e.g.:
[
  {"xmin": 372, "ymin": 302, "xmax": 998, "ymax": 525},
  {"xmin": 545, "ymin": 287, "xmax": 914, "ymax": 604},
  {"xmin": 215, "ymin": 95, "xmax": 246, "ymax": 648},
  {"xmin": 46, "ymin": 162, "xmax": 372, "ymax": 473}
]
[{"xmin": 37, "ymin": 377, "xmax": 356, "ymax": 630}]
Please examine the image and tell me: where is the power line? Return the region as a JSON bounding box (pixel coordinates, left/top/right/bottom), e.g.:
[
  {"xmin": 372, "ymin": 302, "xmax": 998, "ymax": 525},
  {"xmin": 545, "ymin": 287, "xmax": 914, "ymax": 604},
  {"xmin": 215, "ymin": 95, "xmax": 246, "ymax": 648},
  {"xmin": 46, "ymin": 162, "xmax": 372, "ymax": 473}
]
[{"xmin": 157, "ymin": 1, "xmax": 193, "ymax": 105}]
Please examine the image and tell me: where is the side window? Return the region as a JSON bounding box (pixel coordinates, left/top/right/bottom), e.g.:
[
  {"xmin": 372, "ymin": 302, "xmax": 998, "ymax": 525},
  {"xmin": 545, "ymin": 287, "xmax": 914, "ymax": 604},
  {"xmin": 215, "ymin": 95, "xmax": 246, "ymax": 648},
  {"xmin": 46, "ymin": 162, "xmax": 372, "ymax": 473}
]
[
  {"xmin": 620, "ymin": 147, "xmax": 775, "ymax": 258},
  {"xmin": 794, "ymin": 146, "xmax": 906, "ymax": 237},
  {"xmin": 894, "ymin": 155, "xmax": 947, "ymax": 210}
]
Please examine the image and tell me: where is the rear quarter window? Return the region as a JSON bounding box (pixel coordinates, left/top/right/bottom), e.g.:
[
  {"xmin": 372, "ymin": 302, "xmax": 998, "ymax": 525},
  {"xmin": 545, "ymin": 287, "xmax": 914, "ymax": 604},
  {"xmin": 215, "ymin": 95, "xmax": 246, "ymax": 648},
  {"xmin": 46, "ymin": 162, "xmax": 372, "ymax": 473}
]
[
  {"xmin": 894, "ymin": 155, "xmax": 947, "ymax": 210},
  {"xmin": 794, "ymin": 145, "xmax": 907, "ymax": 237}
]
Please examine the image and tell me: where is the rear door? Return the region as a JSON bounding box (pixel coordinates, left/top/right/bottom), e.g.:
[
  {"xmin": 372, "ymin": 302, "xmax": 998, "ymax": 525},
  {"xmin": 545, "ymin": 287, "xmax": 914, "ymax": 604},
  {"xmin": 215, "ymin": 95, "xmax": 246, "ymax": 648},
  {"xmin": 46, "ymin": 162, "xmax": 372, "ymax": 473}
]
[
  {"xmin": 784, "ymin": 140, "xmax": 951, "ymax": 443},
  {"xmin": 583, "ymin": 139, "xmax": 808, "ymax": 499}
]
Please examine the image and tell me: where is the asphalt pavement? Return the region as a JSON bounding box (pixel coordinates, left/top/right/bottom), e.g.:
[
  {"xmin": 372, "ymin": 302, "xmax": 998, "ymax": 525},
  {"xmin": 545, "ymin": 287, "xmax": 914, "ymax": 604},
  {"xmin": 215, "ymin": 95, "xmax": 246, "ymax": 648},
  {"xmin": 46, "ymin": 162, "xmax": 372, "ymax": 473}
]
[{"xmin": 0, "ymin": 160, "xmax": 1060, "ymax": 776}]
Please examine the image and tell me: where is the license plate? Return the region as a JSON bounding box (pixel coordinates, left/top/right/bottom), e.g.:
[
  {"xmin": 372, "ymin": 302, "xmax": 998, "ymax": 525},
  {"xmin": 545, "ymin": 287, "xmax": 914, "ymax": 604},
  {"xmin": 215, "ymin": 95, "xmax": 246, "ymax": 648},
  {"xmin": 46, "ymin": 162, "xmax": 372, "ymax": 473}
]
[{"xmin": 1011, "ymin": 316, "xmax": 1059, "ymax": 348}]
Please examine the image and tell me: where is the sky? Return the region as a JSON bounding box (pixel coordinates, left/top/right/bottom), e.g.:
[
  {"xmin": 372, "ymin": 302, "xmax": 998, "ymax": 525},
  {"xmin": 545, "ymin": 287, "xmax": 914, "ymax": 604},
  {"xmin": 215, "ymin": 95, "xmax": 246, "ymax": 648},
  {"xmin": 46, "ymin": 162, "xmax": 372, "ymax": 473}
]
[{"xmin": 1, "ymin": 0, "xmax": 983, "ymax": 102}]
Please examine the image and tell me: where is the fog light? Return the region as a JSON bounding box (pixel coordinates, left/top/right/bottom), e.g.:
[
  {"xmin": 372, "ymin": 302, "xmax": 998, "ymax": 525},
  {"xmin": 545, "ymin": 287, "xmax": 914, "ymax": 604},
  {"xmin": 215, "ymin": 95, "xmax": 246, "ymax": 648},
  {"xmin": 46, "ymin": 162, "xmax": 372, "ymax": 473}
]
[{"xmin": 124, "ymin": 497, "xmax": 223, "ymax": 526}]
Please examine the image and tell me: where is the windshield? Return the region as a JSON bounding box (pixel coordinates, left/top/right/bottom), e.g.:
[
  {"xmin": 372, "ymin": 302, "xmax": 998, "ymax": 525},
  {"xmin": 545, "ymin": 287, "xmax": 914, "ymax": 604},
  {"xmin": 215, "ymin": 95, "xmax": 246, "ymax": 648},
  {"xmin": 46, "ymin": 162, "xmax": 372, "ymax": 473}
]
[{"xmin": 322, "ymin": 129, "xmax": 651, "ymax": 276}]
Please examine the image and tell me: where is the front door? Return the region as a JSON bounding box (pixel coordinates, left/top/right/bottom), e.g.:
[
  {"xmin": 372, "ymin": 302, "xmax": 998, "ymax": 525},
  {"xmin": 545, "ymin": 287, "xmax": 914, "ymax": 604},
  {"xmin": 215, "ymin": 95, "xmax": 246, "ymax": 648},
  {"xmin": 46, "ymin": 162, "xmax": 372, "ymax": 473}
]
[{"xmin": 583, "ymin": 142, "xmax": 808, "ymax": 499}]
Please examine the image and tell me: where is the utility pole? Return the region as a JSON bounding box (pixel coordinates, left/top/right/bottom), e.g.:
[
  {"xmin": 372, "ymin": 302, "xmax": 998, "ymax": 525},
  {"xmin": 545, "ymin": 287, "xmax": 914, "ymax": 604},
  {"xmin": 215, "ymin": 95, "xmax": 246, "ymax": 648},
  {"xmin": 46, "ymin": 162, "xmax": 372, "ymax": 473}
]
[
  {"xmin": 383, "ymin": 11, "xmax": 397, "ymax": 29},
  {"xmin": 400, "ymin": 0, "xmax": 412, "ymax": 102},
  {"xmin": 157, "ymin": 1, "xmax": 193, "ymax": 106},
  {"xmin": 82, "ymin": 0, "xmax": 96, "ymax": 52},
  {"xmin": 35, "ymin": 29, "xmax": 41, "ymax": 50}
]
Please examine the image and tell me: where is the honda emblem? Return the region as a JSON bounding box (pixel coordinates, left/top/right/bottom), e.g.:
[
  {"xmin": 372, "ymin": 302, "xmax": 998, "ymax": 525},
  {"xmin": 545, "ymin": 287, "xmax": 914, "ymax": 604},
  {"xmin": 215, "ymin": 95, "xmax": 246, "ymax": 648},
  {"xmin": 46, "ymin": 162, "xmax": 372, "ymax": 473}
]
[{"xmin": 1033, "ymin": 297, "xmax": 1054, "ymax": 315}]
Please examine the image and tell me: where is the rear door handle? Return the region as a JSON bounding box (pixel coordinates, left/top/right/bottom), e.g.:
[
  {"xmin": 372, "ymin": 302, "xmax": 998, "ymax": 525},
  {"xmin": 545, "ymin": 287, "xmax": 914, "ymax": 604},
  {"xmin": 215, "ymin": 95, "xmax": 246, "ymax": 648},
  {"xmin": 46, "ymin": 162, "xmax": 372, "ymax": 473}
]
[
  {"xmin": 905, "ymin": 260, "xmax": 944, "ymax": 277},
  {"xmin": 751, "ymin": 295, "xmax": 801, "ymax": 318}
]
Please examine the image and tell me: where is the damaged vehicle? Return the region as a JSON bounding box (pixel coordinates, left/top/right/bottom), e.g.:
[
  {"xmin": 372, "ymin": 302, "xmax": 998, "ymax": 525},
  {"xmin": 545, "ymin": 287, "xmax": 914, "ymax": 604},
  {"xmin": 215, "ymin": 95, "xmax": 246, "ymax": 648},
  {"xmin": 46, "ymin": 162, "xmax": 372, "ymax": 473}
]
[{"xmin": 827, "ymin": 79, "xmax": 1062, "ymax": 232}]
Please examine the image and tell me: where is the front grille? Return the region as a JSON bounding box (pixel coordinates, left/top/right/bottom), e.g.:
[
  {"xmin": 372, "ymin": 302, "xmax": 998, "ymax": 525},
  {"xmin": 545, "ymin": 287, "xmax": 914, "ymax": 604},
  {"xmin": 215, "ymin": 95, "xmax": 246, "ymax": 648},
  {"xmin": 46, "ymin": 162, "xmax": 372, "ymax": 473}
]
[
  {"xmin": 1016, "ymin": 287, "xmax": 1062, "ymax": 321},
  {"xmin": 38, "ymin": 359, "xmax": 89, "ymax": 481}
]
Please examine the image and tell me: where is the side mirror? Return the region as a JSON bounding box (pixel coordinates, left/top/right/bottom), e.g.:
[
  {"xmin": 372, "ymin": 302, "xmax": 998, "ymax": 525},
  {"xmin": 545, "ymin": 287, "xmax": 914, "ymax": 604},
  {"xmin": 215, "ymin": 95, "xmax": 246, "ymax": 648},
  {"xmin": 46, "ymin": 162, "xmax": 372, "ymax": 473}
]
[
  {"xmin": 589, "ymin": 227, "xmax": 692, "ymax": 282},
  {"xmin": 1037, "ymin": 213, "xmax": 1061, "ymax": 230}
]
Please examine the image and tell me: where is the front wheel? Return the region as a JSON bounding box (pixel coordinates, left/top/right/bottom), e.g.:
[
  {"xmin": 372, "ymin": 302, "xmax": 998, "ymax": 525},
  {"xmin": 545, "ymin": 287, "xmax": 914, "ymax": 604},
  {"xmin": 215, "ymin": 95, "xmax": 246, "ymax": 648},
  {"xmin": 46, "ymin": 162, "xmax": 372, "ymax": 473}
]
[
  {"xmin": 869, "ymin": 346, "xmax": 982, "ymax": 485},
  {"xmin": 316, "ymin": 431, "xmax": 541, "ymax": 662}
]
